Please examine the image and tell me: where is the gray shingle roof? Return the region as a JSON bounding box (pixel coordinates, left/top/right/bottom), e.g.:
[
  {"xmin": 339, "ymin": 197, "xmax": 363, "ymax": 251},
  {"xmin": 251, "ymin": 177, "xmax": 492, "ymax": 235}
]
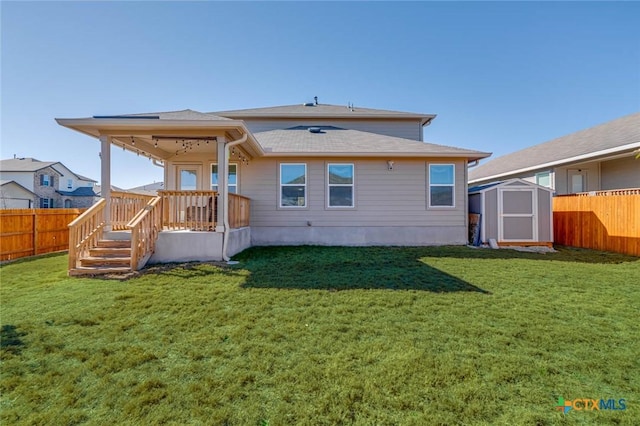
[
  {"xmin": 215, "ymin": 103, "xmax": 435, "ymax": 122},
  {"xmin": 95, "ymin": 109, "xmax": 231, "ymax": 121},
  {"xmin": 469, "ymin": 112, "xmax": 640, "ymax": 182},
  {"xmin": 254, "ymin": 126, "xmax": 489, "ymax": 159},
  {"xmin": 0, "ymin": 158, "xmax": 58, "ymax": 172},
  {"xmin": 74, "ymin": 173, "xmax": 97, "ymax": 182}
]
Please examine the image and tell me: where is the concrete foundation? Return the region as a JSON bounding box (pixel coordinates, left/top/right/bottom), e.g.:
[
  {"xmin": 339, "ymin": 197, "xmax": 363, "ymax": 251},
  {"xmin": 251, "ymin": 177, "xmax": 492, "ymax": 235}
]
[
  {"xmin": 148, "ymin": 227, "xmax": 251, "ymax": 264},
  {"xmin": 149, "ymin": 231, "xmax": 224, "ymax": 263},
  {"xmin": 227, "ymin": 227, "xmax": 251, "ymax": 257},
  {"xmin": 251, "ymin": 226, "xmax": 467, "ymax": 246}
]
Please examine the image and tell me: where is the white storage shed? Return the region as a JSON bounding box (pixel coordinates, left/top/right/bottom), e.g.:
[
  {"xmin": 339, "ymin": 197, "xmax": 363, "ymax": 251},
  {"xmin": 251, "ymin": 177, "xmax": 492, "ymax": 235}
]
[{"xmin": 468, "ymin": 179, "xmax": 554, "ymax": 246}]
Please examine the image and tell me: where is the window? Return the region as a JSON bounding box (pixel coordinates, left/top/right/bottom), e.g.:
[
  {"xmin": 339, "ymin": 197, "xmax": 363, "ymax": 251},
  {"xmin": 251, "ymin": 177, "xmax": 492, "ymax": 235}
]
[
  {"xmin": 327, "ymin": 163, "xmax": 354, "ymax": 207},
  {"xmin": 67, "ymin": 179, "xmax": 73, "ymax": 189},
  {"xmin": 211, "ymin": 163, "xmax": 238, "ymax": 194},
  {"xmin": 280, "ymin": 164, "xmax": 306, "ymax": 207},
  {"xmin": 429, "ymin": 164, "xmax": 455, "ymax": 207},
  {"xmin": 179, "ymin": 169, "xmax": 198, "ymax": 190},
  {"xmin": 64, "ymin": 199, "xmax": 72, "ymax": 208},
  {"xmin": 40, "ymin": 174, "xmax": 52, "ymax": 187},
  {"xmin": 40, "ymin": 198, "xmax": 54, "ymax": 208},
  {"xmin": 536, "ymin": 172, "xmax": 551, "ymax": 188}
]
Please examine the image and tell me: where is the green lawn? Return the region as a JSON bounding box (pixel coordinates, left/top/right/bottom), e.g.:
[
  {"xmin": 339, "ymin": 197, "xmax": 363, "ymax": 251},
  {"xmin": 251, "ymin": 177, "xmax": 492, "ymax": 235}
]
[{"xmin": 1, "ymin": 246, "xmax": 638, "ymax": 425}]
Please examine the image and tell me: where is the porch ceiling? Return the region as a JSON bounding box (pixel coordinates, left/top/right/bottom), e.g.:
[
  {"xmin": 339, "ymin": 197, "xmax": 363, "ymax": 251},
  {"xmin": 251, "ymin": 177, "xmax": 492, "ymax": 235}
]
[{"xmin": 55, "ymin": 118, "xmax": 264, "ymax": 160}]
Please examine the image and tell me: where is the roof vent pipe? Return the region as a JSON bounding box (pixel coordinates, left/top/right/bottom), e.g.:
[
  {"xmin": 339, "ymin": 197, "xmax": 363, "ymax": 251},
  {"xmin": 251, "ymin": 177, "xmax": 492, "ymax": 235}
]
[{"xmin": 314, "ymin": 96, "xmax": 318, "ymax": 105}]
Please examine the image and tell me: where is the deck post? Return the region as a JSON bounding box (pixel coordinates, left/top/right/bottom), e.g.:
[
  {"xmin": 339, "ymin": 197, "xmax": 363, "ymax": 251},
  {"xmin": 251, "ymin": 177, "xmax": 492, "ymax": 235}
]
[
  {"xmin": 215, "ymin": 137, "xmax": 226, "ymax": 233},
  {"xmin": 100, "ymin": 135, "xmax": 112, "ymax": 231}
]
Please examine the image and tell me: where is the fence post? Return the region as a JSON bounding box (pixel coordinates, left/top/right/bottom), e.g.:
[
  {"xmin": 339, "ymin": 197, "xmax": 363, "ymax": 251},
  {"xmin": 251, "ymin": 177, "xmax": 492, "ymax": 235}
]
[{"xmin": 32, "ymin": 210, "xmax": 38, "ymax": 256}]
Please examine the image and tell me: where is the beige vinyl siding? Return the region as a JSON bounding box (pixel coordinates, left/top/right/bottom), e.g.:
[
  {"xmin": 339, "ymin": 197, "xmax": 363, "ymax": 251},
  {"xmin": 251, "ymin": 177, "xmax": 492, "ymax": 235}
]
[
  {"xmin": 244, "ymin": 118, "xmax": 423, "ymax": 141},
  {"xmin": 600, "ymin": 155, "xmax": 640, "ymax": 190},
  {"xmin": 241, "ymin": 157, "xmax": 467, "ymax": 228},
  {"xmin": 0, "ymin": 182, "xmax": 36, "ymax": 208}
]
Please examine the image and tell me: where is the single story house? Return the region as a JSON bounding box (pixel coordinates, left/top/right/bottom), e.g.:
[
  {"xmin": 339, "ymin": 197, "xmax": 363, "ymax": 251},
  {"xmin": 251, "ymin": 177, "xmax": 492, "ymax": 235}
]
[
  {"xmin": 57, "ymin": 100, "xmax": 490, "ymax": 275},
  {"xmin": 468, "ymin": 112, "xmax": 640, "ymax": 193},
  {"xmin": 0, "ymin": 179, "xmax": 37, "ymax": 208}
]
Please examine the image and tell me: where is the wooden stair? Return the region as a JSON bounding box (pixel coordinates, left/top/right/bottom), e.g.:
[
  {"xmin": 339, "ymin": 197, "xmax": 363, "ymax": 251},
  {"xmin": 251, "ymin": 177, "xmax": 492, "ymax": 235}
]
[{"xmin": 69, "ymin": 239, "xmax": 133, "ymax": 276}]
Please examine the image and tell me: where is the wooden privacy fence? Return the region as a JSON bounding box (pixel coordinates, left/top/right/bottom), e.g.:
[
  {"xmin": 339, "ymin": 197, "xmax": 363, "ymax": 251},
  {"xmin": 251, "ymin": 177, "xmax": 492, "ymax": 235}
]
[
  {"xmin": 553, "ymin": 189, "xmax": 640, "ymax": 256},
  {"xmin": 0, "ymin": 208, "xmax": 86, "ymax": 261}
]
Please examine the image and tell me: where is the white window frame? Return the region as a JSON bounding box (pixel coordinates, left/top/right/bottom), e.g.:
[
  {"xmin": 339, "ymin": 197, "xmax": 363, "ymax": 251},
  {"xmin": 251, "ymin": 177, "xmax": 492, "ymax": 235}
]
[
  {"xmin": 498, "ymin": 187, "xmax": 538, "ymax": 242},
  {"xmin": 40, "ymin": 198, "xmax": 54, "ymax": 208},
  {"xmin": 41, "ymin": 174, "xmax": 51, "ymax": 187},
  {"xmin": 67, "ymin": 178, "xmax": 73, "ymax": 189},
  {"xmin": 211, "ymin": 163, "xmax": 238, "ymax": 194},
  {"xmin": 327, "ymin": 163, "xmax": 355, "ymax": 208},
  {"xmin": 176, "ymin": 165, "xmax": 201, "ymax": 191},
  {"xmin": 428, "ymin": 164, "xmax": 455, "ymax": 208},
  {"xmin": 535, "ymin": 172, "xmax": 551, "ymax": 188},
  {"xmin": 279, "ymin": 163, "xmax": 307, "ymax": 208}
]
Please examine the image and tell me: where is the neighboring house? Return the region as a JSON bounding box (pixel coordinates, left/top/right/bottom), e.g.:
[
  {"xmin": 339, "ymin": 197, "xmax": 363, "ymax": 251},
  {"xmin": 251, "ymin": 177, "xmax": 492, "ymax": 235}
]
[
  {"xmin": 468, "ymin": 112, "xmax": 640, "ymax": 193},
  {"xmin": 0, "ymin": 157, "xmax": 97, "ymax": 208},
  {"xmin": 57, "ymin": 100, "xmax": 490, "ymax": 274},
  {"xmin": 94, "ymin": 184, "xmax": 126, "ymax": 196},
  {"xmin": 127, "ymin": 181, "xmax": 164, "ymax": 196},
  {"xmin": 0, "ymin": 180, "xmax": 37, "ymax": 208}
]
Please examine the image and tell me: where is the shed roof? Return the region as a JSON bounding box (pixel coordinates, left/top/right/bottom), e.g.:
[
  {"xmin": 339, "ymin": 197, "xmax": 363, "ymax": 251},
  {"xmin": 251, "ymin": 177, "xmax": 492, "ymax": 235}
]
[
  {"xmin": 469, "ymin": 112, "xmax": 640, "ymax": 183},
  {"xmin": 468, "ymin": 178, "xmax": 554, "ymax": 194}
]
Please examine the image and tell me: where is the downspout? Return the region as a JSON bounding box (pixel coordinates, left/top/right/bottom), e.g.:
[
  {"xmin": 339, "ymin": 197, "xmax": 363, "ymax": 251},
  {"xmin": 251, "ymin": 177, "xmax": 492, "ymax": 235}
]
[{"xmin": 222, "ymin": 133, "xmax": 248, "ymax": 262}]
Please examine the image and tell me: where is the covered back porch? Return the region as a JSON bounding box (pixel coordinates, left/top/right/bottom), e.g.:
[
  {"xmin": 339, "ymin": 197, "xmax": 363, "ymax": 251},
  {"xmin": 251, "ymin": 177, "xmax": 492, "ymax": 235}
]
[{"xmin": 56, "ymin": 111, "xmax": 263, "ymax": 275}]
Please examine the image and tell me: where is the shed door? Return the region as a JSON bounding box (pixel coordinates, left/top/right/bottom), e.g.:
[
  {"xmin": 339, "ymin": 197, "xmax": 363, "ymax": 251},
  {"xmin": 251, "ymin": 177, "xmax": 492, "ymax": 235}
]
[{"xmin": 498, "ymin": 188, "xmax": 537, "ymax": 242}]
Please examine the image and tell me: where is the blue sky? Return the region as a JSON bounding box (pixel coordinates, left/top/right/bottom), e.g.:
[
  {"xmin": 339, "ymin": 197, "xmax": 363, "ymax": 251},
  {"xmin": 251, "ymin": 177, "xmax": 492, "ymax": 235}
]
[{"xmin": 2, "ymin": 1, "xmax": 639, "ymax": 188}]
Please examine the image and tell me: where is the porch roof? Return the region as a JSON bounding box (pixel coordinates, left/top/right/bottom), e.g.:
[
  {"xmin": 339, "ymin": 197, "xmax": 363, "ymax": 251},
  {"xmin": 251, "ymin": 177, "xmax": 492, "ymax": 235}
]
[
  {"xmin": 254, "ymin": 126, "xmax": 490, "ymax": 160},
  {"xmin": 55, "ymin": 109, "xmax": 264, "ymax": 160}
]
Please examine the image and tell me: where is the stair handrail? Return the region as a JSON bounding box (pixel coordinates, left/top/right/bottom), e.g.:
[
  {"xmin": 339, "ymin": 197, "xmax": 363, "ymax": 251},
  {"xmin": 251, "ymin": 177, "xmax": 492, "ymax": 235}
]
[
  {"xmin": 127, "ymin": 196, "xmax": 162, "ymax": 271},
  {"xmin": 111, "ymin": 191, "xmax": 157, "ymax": 230},
  {"xmin": 68, "ymin": 198, "xmax": 107, "ymax": 272}
]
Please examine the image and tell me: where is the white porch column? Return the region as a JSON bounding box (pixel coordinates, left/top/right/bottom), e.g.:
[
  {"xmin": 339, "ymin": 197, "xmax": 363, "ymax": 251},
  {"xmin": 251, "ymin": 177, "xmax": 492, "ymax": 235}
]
[
  {"xmin": 215, "ymin": 137, "xmax": 226, "ymax": 233},
  {"xmin": 99, "ymin": 135, "xmax": 112, "ymax": 231}
]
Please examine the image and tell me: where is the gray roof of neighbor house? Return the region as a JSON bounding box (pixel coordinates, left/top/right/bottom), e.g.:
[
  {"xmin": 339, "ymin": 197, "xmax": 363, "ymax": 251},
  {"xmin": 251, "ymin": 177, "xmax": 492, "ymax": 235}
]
[
  {"xmin": 215, "ymin": 103, "xmax": 436, "ymax": 125},
  {"xmin": 94, "ymin": 109, "xmax": 231, "ymax": 121},
  {"xmin": 1, "ymin": 158, "xmax": 98, "ymax": 182},
  {"xmin": 0, "ymin": 158, "xmax": 59, "ymax": 172},
  {"xmin": 254, "ymin": 126, "xmax": 490, "ymax": 160},
  {"xmin": 74, "ymin": 173, "xmax": 97, "ymax": 182},
  {"xmin": 469, "ymin": 112, "xmax": 640, "ymax": 183}
]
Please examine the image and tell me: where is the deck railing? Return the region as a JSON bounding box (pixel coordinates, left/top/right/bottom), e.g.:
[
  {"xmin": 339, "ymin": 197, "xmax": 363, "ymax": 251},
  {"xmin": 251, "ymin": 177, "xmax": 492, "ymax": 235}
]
[
  {"xmin": 68, "ymin": 198, "xmax": 106, "ymax": 270},
  {"xmin": 158, "ymin": 190, "xmax": 217, "ymax": 231},
  {"xmin": 111, "ymin": 191, "xmax": 156, "ymax": 230},
  {"xmin": 229, "ymin": 193, "xmax": 251, "ymax": 228},
  {"xmin": 128, "ymin": 196, "xmax": 162, "ymax": 270}
]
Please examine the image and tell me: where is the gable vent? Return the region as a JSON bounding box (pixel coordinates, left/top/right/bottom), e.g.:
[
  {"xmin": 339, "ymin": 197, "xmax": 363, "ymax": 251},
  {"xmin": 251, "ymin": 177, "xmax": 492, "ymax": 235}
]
[{"xmin": 308, "ymin": 127, "xmax": 322, "ymax": 133}]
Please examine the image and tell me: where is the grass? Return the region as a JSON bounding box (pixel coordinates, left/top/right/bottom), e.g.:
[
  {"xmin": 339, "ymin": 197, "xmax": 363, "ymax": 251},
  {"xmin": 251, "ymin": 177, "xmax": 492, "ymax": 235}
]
[{"xmin": 1, "ymin": 245, "xmax": 639, "ymax": 425}]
